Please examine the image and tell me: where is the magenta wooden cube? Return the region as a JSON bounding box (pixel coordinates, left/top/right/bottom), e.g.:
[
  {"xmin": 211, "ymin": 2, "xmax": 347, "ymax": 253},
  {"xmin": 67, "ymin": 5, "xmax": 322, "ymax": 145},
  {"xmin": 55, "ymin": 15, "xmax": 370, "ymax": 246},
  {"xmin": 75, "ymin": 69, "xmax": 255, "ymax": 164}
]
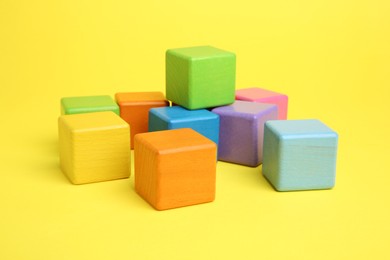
[
  {"xmin": 211, "ymin": 101, "xmax": 278, "ymax": 166},
  {"xmin": 235, "ymin": 87, "xmax": 288, "ymax": 120}
]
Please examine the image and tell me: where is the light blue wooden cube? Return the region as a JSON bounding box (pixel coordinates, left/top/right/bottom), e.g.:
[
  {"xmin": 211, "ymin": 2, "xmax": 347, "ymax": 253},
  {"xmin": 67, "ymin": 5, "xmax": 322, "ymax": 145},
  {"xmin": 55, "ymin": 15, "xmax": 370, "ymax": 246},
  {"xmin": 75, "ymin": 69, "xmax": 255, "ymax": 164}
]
[
  {"xmin": 148, "ymin": 106, "xmax": 220, "ymax": 145},
  {"xmin": 262, "ymin": 119, "xmax": 338, "ymax": 191}
]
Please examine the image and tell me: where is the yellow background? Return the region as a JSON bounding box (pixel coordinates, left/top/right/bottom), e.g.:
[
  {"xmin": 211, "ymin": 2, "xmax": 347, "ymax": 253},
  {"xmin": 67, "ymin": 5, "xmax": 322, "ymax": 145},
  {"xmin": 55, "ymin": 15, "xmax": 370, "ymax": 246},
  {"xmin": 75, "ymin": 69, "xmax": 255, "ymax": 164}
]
[{"xmin": 1, "ymin": 0, "xmax": 389, "ymax": 259}]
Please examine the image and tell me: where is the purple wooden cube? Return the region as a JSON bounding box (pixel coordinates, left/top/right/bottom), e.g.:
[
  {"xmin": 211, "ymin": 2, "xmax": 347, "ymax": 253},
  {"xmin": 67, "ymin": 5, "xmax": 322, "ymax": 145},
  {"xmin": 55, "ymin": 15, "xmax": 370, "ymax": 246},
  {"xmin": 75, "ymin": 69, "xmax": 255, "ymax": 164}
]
[{"xmin": 211, "ymin": 100, "xmax": 278, "ymax": 166}]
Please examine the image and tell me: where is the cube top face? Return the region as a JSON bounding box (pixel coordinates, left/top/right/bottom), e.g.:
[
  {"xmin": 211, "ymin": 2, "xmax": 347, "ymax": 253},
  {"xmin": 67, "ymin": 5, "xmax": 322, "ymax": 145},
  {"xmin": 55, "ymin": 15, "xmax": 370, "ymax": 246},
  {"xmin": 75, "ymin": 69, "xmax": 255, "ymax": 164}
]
[
  {"xmin": 135, "ymin": 128, "xmax": 216, "ymax": 154},
  {"xmin": 166, "ymin": 46, "xmax": 236, "ymax": 110},
  {"xmin": 167, "ymin": 46, "xmax": 235, "ymax": 60},
  {"xmin": 61, "ymin": 95, "xmax": 119, "ymax": 115},
  {"xmin": 265, "ymin": 119, "xmax": 338, "ymax": 139},
  {"xmin": 235, "ymin": 87, "xmax": 288, "ymax": 120},
  {"xmin": 58, "ymin": 111, "xmax": 129, "ymax": 133},
  {"xmin": 115, "ymin": 92, "xmax": 167, "ymax": 105},
  {"xmin": 150, "ymin": 106, "xmax": 219, "ymax": 124},
  {"xmin": 211, "ymin": 100, "xmax": 277, "ymax": 120},
  {"xmin": 236, "ymin": 87, "xmax": 286, "ymax": 100}
]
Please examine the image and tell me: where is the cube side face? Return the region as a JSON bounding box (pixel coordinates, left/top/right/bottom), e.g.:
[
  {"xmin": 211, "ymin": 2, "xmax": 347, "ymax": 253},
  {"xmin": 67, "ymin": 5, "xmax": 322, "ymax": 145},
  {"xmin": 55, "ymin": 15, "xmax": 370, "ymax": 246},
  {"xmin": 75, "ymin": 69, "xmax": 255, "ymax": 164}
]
[
  {"xmin": 257, "ymin": 95, "xmax": 288, "ymax": 120},
  {"xmin": 61, "ymin": 96, "xmax": 120, "ymax": 115},
  {"xmin": 58, "ymin": 117, "xmax": 76, "ymax": 183},
  {"xmin": 166, "ymin": 51, "xmax": 190, "ymax": 108},
  {"xmin": 118, "ymin": 101, "xmax": 168, "ymax": 149},
  {"xmin": 216, "ymin": 113, "xmax": 258, "ymax": 166},
  {"xmin": 155, "ymin": 145, "xmax": 217, "ymax": 210},
  {"xmin": 189, "ymin": 55, "xmax": 236, "ymax": 109},
  {"xmin": 148, "ymin": 109, "xmax": 170, "ymax": 132},
  {"xmin": 262, "ymin": 124, "xmax": 282, "ymax": 190},
  {"xmin": 72, "ymin": 127, "xmax": 130, "ymax": 184},
  {"xmin": 277, "ymin": 135, "xmax": 338, "ymax": 191},
  {"xmin": 170, "ymin": 116, "xmax": 220, "ymax": 145},
  {"xmin": 134, "ymin": 136, "xmax": 159, "ymax": 208},
  {"xmin": 255, "ymin": 107, "xmax": 279, "ymax": 164},
  {"xmin": 149, "ymin": 107, "xmax": 220, "ymax": 145}
]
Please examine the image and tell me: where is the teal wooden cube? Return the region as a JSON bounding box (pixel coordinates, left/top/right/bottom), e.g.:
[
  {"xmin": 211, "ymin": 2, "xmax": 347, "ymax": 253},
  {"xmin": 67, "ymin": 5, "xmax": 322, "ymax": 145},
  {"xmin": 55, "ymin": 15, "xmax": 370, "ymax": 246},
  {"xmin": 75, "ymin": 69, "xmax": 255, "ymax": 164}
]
[
  {"xmin": 61, "ymin": 95, "xmax": 119, "ymax": 115},
  {"xmin": 262, "ymin": 119, "xmax": 338, "ymax": 191},
  {"xmin": 166, "ymin": 46, "xmax": 236, "ymax": 110}
]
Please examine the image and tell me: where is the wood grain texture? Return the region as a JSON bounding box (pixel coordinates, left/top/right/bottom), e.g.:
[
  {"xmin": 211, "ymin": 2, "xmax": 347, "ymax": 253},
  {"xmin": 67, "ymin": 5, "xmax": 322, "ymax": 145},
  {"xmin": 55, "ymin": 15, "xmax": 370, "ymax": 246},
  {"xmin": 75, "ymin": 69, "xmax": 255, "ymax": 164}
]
[
  {"xmin": 61, "ymin": 95, "xmax": 119, "ymax": 115},
  {"xmin": 134, "ymin": 128, "xmax": 217, "ymax": 210},
  {"xmin": 166, "ymin": 46, "xmax": 236, "ymax": 110},
  {"xmin": 262, "ymin": 119, "xmax": 338, "ymax": 191},
  {"xmin": 58, "ymin": 111, "xmax": 130, "ymax": 184},
  {"xmin": 115, "ymin": 92, "xmax": 169, "ymax": 149},
  {"xmin": 235, "ymin": 87, "xmax": 288, "ymax": 120},
  {"xmin": 211, "ymin": 100, "xmax": 278, "ymax": 167},
  {"xmin": 148, "ymin": 106, "xmax": 220, "ymax": 145}
]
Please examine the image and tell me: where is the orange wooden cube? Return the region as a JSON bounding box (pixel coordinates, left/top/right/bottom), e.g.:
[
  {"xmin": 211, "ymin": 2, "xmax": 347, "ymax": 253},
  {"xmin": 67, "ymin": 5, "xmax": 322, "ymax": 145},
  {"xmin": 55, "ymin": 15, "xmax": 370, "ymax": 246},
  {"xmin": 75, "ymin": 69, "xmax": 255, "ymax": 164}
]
[
  {"xmin": 115, "ymin": 92, "xmax": 169, "ymax": 148},
  {"xmin": 134, "ymin": 128, "xmax": 217, "ymax": 210}
]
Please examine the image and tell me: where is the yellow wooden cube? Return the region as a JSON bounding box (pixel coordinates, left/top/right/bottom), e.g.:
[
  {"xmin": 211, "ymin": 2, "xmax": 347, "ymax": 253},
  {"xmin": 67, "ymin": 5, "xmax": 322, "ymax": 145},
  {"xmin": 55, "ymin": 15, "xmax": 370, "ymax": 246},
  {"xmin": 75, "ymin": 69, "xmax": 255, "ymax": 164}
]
[{"xmin": 58, "ymin": 111, "xmax": 131, "ymax": 184}]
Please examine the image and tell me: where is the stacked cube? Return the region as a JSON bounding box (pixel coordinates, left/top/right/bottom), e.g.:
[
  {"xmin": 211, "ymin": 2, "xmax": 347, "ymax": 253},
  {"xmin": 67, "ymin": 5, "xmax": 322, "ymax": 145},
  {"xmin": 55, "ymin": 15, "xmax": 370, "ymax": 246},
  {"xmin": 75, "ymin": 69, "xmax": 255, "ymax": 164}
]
[
  {"xmin": 138, "ymin": 46, "xmax": 236, "ymax": 210},
  {"xmin": 58, "ymin": 45, "xmax": 339, "ymax": 211}
]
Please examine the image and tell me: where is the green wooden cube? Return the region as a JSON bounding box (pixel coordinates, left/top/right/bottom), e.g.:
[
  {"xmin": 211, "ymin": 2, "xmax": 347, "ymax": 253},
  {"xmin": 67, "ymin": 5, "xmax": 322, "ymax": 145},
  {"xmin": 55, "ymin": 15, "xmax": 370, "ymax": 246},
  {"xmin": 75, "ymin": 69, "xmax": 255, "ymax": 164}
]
[
  {"xmin": 61, "ymin": 95, "xmax": 119, "ymax": 115},
  {"xmin": 166, "ymin": 46, "xmax": 236, "ymax": 110}
]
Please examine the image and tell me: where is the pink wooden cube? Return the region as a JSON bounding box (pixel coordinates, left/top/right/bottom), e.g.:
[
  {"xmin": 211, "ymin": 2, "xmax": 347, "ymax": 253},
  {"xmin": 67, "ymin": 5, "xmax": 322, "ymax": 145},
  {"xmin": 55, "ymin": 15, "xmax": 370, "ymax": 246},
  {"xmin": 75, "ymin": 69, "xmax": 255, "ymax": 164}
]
[{"xmin": 235, "ymin": 87, "xmax": 288, "ymax": 120}]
